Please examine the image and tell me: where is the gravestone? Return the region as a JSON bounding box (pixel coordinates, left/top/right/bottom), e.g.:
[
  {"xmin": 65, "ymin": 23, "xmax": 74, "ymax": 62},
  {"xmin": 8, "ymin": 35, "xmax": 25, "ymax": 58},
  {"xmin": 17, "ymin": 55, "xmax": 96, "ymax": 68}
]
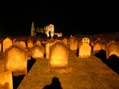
[
  {"xmin": 13, "ymin": 40, "xmax": 26, "ymax": 49},
  {"xmin": 3, "ymin": 37, "xmax": 12, "ymax": 52},
  {"xmin": 79, "ymin": 37, "xmax": 91, "ymax": 58},
  {"xmin": 4, "ymin": 45, "xmax": 28, "ymax": 76},
  {"xmin": 27, "ymin": 39, "xmax": 34, "ymax": 49},
  {"xmin": 93, "ymin": 42, "xmax": 106, "ymax": 54},
  {"xmin": 34, "ymin": 40, "xmax": 41, "ymax": 46},
  {"xmin": 31, "ymin": 45, "xmax": 45, "ymax": 59},
  {"xmin": 0, "ymin": 71, "xmax": 13, "ymax": 89},
  {"xmin": 49, "ymin": 42, "xmax": 69, "ymax": 68},
  {"xmin": 106, "ymin": 41, "xmax": 119, "ymax": 58},
  {"xmin": 19, "ymin": 41, "xmax": 26, "ymax": 48},
  {"xmin": 45, "ymin": 40, "xmax": 56, "ymax": 60},
  {"xmin": 62, "ymin": 38, "xmax": 68, "ymax": 46},
  {"xmin": 69, "ymin": 36, "xmax": 79, "ymax": 51}
]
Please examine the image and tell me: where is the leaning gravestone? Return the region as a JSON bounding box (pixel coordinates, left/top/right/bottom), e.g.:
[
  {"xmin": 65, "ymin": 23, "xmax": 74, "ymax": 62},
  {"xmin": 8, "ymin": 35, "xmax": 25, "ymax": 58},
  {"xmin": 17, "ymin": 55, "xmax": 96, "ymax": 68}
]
[
  {"xmin": 79, "ymin": 37, "xmax": 91, "ymax": 58},
  {"xmin": 3, "ymin": 37, "xmax": 13, "ymax": 53},
  {"xmin": 31, "ymin": 45, "xmax": 45, "ymax": 59},
  {"xmin": 4, "ymin": 45, "xmax": 28, "ymax": 76},
  {"xmin": 49, "ymin": 41, "xmax": 69, "ymax": 68},
  {"xmin": 0, "ymin": 71, "xmax": 13, "ymax": 89}
]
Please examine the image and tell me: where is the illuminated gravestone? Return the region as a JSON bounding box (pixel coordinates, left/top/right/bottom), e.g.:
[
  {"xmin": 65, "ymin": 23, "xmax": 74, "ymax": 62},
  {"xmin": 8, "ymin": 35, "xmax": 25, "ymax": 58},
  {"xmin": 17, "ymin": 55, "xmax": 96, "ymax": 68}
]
[
  {"xmin": 45, "ymin": 40, "xmax": 55, "ymax": 60},
  {"xmin": 13, "ymin": 40, "xmax": 26, "ymax": 49},
  {"xmin": 45, "ymin": 39, "xmax": 61, "ymax": 60},
  {"xmin": 31, "ymin": 45, "xmax": 45, "ymax": 59},
  {"xmin": 0, "ymin": 71, "xmax": 13, "ymax": 89},
  {"xmin": 49, "ymin": 42, "xmax": 69, "ymax": 68},
  {"xmin": 19, "ymin": 41, "xmax": 26, "ymax": 48},
  {"xmin": 27, "ymin": 39, "xmax": 34, "ymax": 49},
  {"xmin": 79, "ymin": 37, "xmax": 91, "ymax": 58},
  {"xmin": 3, "ymin": 37, "xmax": 13, "ymax": 52},
  {"xmin": 106, "ymin": 41, "xmax": 119, "ymax": 58},
  {"xmin": 69, "ymin": 36, "xmax": 79, "ymax": 51},
  {"xmin": 4, "ymin": 45, "xmax": 28, "ymax": 76},
  {"xmin": 34, "ymin": 40, "xmax": 41, "ymax": 46},
  {"xmin": 93, "ymin": 42, "xmax": 106, "ymax": 54},
  {"xmin": 44, "ymin": 24, "xmax": 54, "ymax": 38}
]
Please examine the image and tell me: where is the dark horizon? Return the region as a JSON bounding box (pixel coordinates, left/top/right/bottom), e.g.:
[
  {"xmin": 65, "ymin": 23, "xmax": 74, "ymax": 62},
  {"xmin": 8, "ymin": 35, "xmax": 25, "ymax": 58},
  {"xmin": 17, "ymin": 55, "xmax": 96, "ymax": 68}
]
[{"xmin": 0, "ymin": 7, "xmax": 117, "ymax": 36}]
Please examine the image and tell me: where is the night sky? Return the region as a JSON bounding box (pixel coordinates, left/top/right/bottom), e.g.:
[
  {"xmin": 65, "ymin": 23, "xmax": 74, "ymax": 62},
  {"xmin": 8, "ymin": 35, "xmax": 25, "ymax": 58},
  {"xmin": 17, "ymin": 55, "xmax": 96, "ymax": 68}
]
[{"xmin": 0, "ymin": 4, "xmax": 118, "ymax": 36}]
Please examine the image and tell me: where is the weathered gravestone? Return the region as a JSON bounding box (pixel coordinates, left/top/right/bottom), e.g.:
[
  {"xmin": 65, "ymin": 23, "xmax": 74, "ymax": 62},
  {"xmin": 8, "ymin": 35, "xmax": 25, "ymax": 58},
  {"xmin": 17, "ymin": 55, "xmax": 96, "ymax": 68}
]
[
  {"xmin": 0, "ymin": 71, "xmax": 13, "ymax": 89},
  {"xmin": 49, "ymin": 41, "xmax": 69, "ymax": 68},
  {"xmin": 79, "ymin": 37, "xmax": 91, "ymax": 58},
  {"xmin": 3, "ymin": 37, "xmax": 12, "ymax": 53},
  {"xmin": 4, "ymin": 45, "xmax": 28, "ymax": 76}
]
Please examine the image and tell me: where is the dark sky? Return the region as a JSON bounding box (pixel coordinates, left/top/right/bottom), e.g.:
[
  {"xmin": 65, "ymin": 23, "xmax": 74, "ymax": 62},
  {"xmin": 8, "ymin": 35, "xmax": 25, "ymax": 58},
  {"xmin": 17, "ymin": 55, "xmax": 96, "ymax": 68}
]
[{"xmin": 0, "ymin": 4, "xmax": 118, "ymax": 36}]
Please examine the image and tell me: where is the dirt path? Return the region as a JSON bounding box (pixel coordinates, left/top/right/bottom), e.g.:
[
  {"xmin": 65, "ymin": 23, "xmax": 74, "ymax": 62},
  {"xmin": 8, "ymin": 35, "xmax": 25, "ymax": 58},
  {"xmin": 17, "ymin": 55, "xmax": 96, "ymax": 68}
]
[{"xmin": 18, "ymin": 51, "xmax": 119, "ymax": 89}]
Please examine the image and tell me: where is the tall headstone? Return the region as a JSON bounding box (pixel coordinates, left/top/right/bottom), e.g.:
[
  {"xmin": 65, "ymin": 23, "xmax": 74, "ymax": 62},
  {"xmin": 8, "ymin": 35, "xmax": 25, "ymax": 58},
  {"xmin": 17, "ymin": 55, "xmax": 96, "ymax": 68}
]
[{"xmin": 79, "ymin": 37, "xmax": 91, "ymax": 58}]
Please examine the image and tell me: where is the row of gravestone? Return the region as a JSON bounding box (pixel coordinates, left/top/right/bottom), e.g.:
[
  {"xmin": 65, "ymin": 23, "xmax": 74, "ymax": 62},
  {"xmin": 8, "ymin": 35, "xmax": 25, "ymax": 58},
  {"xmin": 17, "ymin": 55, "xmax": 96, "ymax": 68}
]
[
  {"xmin": 0, "ymin": 36, "xmax": 119, "ymax": 89},
  {"xmin": 0, "ymin": 36, "xmax": 119, "ymax": 60}
]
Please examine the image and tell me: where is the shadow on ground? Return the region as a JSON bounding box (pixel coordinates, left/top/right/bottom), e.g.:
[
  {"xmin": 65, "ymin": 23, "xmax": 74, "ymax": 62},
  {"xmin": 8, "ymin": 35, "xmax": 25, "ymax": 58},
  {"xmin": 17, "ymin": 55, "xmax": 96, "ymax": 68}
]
[
  {"xmin": 95, "ymin": 49, "xmax": 119, "ymax": 74},
  {"xmin": 43, "ymin": 77, "xmax": 63, "ymax": 89}
]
